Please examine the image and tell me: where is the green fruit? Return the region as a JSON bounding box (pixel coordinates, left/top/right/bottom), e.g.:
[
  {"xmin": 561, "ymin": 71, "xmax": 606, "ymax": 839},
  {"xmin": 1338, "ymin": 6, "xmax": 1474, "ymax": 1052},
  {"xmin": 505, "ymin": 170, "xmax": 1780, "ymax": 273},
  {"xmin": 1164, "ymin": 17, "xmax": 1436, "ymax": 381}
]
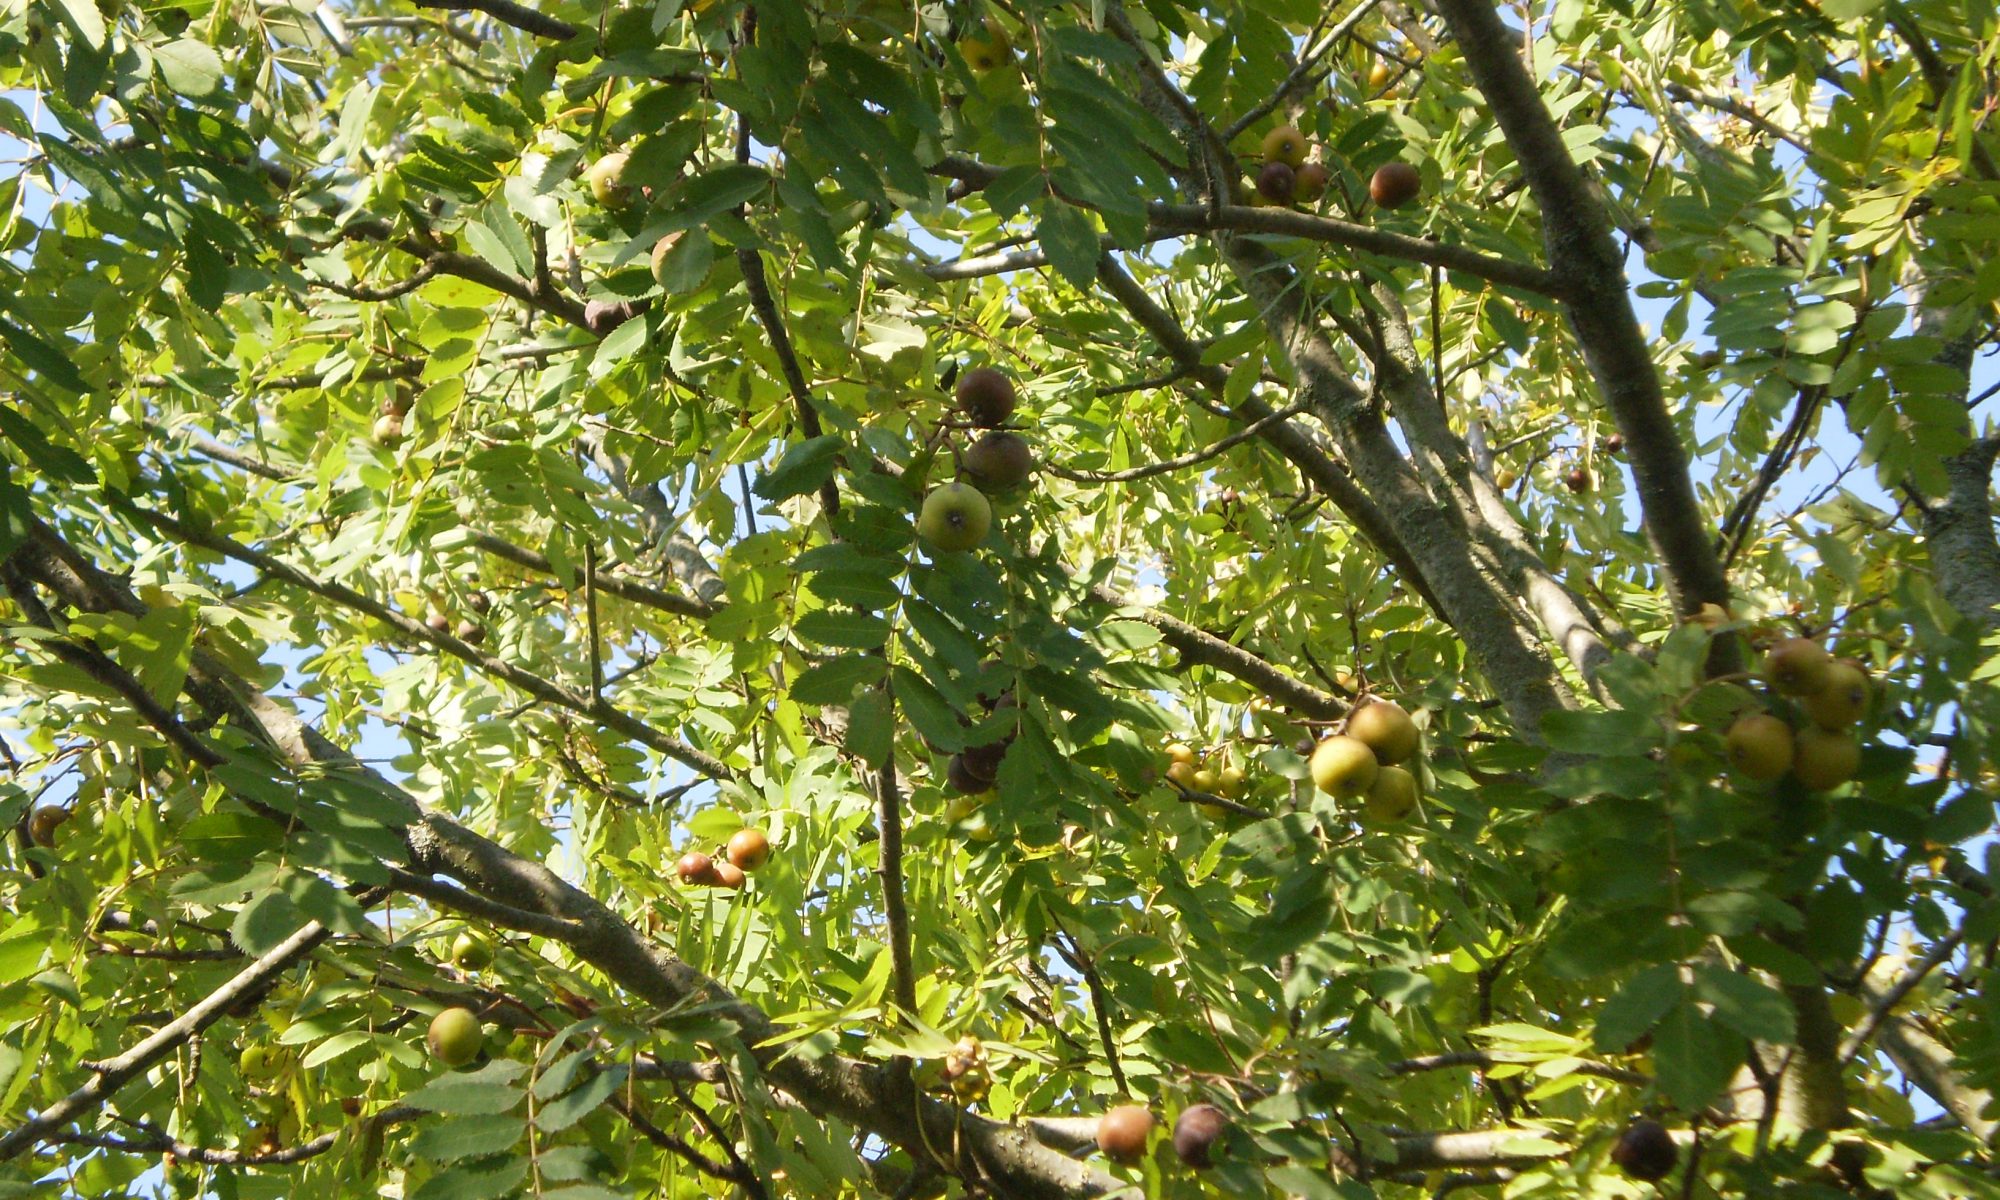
[
  {"xmin": 1347, "ymin": 700, "xmax": 1418, "ymax": 765},
  {"xmin": 649, "ymin": 232, "xmax": 683, "ymax": 289},
  {"xmin": 1792, "ymin": 727, "xmax": 1861, "ymax": 791},
  {"xmin": 1725, "ymin": 712, "xmax": 1795, "ymax": 781},
  {"xmin": 585, "ymin": 153, "xmax": 632, "ymax": 209},
  {"xmin": 1217, "ymin": 767, "xmax": 1246, "ymax": 797},
  {"xmin": 918, "ymin": 483, "xmax": 992, "ymax": 553},
  {"xmin": 371, "ymin": 414, "xmax": 404, "ymax": 446},
  {"xmin": 426, "ymin": 1007, "xmax": 483, "ymax": 1068},
  {"xmin": 963, "ymin": 431, "xmax": 1034, "ymax": 490},
  {"xmin": 1309, "ymin": 735, "xmax": 1379, "ymax": 796},
  {"xmin": 1262, "ymin": 124, "xmax": 1309, "ymax": 168},
  {"xmin": 1763, "ymin": 637, "xmax": 1830, "ymax": 697},
  {"xmin": 1803, "ymin": 660, "xmax": 1869, "ymax": 729},
  {"xmin": 451, "ymin": 932, "xmax": 493, "ymax": 970},
  {"xmin": 238, "ymin": 1044, "xmax": 284, "ymax": 1082},
  {"xmin": 1362, "ymin": 765, "xmax": 1418, "ymax": 823},
  {"xmin": 1191, "ymin": 768, "xmax": 1220, "ymax": 793}
]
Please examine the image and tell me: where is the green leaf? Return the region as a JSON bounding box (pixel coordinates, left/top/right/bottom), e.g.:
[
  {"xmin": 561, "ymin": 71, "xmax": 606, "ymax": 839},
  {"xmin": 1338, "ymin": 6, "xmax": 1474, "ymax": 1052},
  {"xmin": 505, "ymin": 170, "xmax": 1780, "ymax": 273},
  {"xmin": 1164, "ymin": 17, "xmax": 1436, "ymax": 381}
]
[
  {"xmin": 754, "ymin": 436, "xmax": 841, "ymax": 501},
  {"xmin": 405, "ymin": 1114, "xmax": 527, "ymax": 1162},
  {"xmin": 1591, "ymin": 963, "xmax": 1683, "ymax": 1052},
  {"xmin": 1692, "ymin": 965, "xmax": 1796, "ymax": 1045},
  {"xmin": 156, "ymin": 39, "xmax": 225, "ymax": 96},
  {"xmin": 402, "ymin": 1060, "xmax": 529, "ymax": 1114},
  {"xmin": 534, "ymin": 1065, "xmax": 626, "ymax": 1132},
  {"xmin": 1035, "ymin": 199, "xmax": 1101, "ymax": 291},
  {"xmin": 49, "ymin": 0, "xmax": 106, "ymax": 50},
  {"xmin": 791, "ymin": 655, "xmax": 886, "ymax": 705},
  {"xmin": 795, "ymin": 608, "xmax": 889, "ymax": 650},
  {"xmin": 230, "ymin": 888, "xmax": 309, "ymax": 956},
  {"xmin": 846, "ymin": 686, "xmax": 893, "ymax": 769},
  {"xmin": 891, "ymin": 666, "xmax": 967, "ymax": 753},
  {"xmin": 409, "ymin": 1159, "xmax": 530, "ymax": 1200},
  {"xmin": 1651, "ymin": 998, "xmax": 1744, "ymax": 1111}
]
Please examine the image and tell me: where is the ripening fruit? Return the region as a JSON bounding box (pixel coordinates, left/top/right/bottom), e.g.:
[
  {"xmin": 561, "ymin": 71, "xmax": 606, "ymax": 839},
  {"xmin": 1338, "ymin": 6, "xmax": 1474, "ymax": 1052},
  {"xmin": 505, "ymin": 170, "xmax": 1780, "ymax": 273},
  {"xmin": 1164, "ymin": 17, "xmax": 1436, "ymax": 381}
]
[
  {"xmin": 726, "ymin": 828, "xmax": 770, "ymax": 871},
  {"xmin": 1097, "ymin": 1104, "xmax": 1155, "ymax": 1162},
  {"xmin": 1173, "ymin": 1104, "xmax": 1228, "ymax": 1169},
  {"xmin": 1310, "ymin": 735, "xmax": 1379, "ymax": 796},
  {"xmin": 955, "ymin": 366, "xmax": 1017, "ymax": 428},
  {"xmin": 1362, "ymin": 765, "xmax": 1418, "ymax": 823},
  {"xmin": 963, "ymin": 431, "xmax": 1034, "ymax": 490},
  {"xmin": 1217, "ymin": 767, "xmax": 1246, "ymax": 797},
  {"xmin": 426, "ymin": 1007, "xmax": 483, "ymax": 1067},
  {"xmin": 1495, "ymin": 467, "xmax": 1519, "ymax": 489},
  {"xmin": 1370, "ymin": 161, "xmax": 1421, "ymax": 209},
  {"xmin": 710, "ymin": 860, "xmax": 746, "ymax": 889},
  {"xmin": 27, "ymin": 805, "xmax": 70, "ymax": 848},
  {"xmin": 959, "ymin": 19, "xmax": 1012, "ymax": 71},
  {"xmin": 584, "ymin": 152, "xmax": 632, "ymax": 209},
  {"xmin": 918, "ymin": 483, "xmax": 993, "ymax": 553},
  {"xmin": 238, "ymin": 1044, "xmax": 284, "ymax": 1082},
  {"xmin": 1165, "ymin": 743, "xmax": 1198, "ymax": 767},
  {"xmin": 1565, "ymin": 466, "xmax": 1593, "ymax": 493},
  {"xmin": 425, "ymin": 611, "xmax": 452, "ymax": 635},
  {"xmin": 1261, "ymin": 124, "xmax": 1308, "ymax": 167},
  {"xmin": 1725, "ymin": 713, "xmax": 1795, "ymax": 781},
  {"xmin": 1294, "ymin": 161, "xmax": 1329, "ymax": 202},
  {"xmin": 467, "ymin": 590, "xmax": 492, "ymax": 614},
  {"xmin": 1804, "ymin": 660, "xmax": 1869, "ymax": 729},
  {"xmin": 1347, "ymin": 699, "xmax": 1418, "ymax": 765},
  {"xmin": 1793, "ymin": 727, "xmax": 1862, "ymax": 791},
  {"xmin": 1611, "ymin": 1118, "xmax": 1678, "ymax": 1182},
  {"xmin": 451, "ymin": 932, "xmax": 494, "ymax": 970},
  {"xmin": 1165, "ymin": 761, "xmax": 1197, "ymax": 788},
  {"xmin": 455, "ymin": 618, "xmax": 485, "ymax": 646},
  {"xmin": 1603, "ymin": 432, "xmax": 1625, "ymax": 454},
  {"xmin": 1763, "ymin": 637, "xmax": 1830, "ymax": 697},
  {"xmin": 1255, "ymin": 160, "xmax": 1297, "ymax": 203},
  {"xmin": 1368, "ymin": 58, "xmax": 1394, "ymax": 90},
  {"xmin": 947, "ymin": 753, "xmax": 995, "ymax": 795},
  {"xmin": 676, "ymin": 851, "xmax": 718, "ymax": 884},
  {"xmin": 371, "ymin": 413, "xmax": 405, "ymax": 446},
  {"xmin": 1191, "ymin": 769, "xmax": 1220, "ymax": 794}
]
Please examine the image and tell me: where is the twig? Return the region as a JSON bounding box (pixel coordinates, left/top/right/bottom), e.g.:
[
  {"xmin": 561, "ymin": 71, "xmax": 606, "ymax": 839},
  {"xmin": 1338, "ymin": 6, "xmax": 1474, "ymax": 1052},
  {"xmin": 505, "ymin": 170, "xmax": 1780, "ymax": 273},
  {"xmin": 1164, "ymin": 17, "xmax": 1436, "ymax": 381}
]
[
  {"xmin": 411, "ymin": 0, "xmax": 576, "ymax": 40},
  {"xmin": 1221, "ymin": 0, "xmax": 1386, "ymax": 141},
  {"xmin": 1044, "ymin": 400, "xmax": 1311, "ymax": 483},
  {"xmin": 1839, "ymin": 931, "xmax": 1966, "ymax": 1063}
]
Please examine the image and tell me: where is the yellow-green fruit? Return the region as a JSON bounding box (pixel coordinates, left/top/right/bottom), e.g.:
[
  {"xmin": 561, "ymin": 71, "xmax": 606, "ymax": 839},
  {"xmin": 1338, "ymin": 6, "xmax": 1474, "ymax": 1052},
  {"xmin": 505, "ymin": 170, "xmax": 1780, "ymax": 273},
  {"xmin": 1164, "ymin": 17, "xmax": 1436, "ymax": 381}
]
[
  {"xmin": 1191, "ymin": 769, "xmax": 1220, "ymax": 793},
  {"xmin": 1362, "ymin": 765, "xmax": 1418, "ymax": 823},
  {"xmin": 427, "ymin": 1007, "xmax": 483, "ymax": 1068},
  {"xmin": 918, "ymin": 483, "xmax": 992, "ymax": 553},
  {"xmin": 1217, "ymin": 767, "xmax": 1246, "ymax": 797},
  {"xmin": 1793, "ymin": 727, "xmax": 1862, "ymax": 791},
  {"xmin": 1262, "ymin": 123, "xmax": 1309, "ymax": 167},
  {"xmin": 1804, "ymin": 660, "xmax": 1870, "ymax": 729},
  {"xmin": 371, "ymin": 414, "xmax": 404, "ymax": 446},
  {"xmin": 1725, "ymin": 712, "xmax": 1795, "ymax": 781},
  {"xmin": 585, "ymin": 153, "xmax": 632, "ymax": 209},
  {"xmin": 1310, "ymin": 735, "xmax": 1379, "ymax": 796},
  {"xmin": 451, "ymin": 932, "xmax": 493, "ymax": 970},
  {"xmin": 1165, "ymin": 743, "xmax": 1197, "ymax": 766},
  {"xmin": 27, "ymin": 805, "xmax": 69, "ymax": 848},
  {"xmin": 960, "ymin": 20, "xmax": 1012, "ymax": 71},
  {"xmin": 238, "ymin": 1044, "xmax": 284, "ymax": 1082},
  {"xmin": 649, "ymin": 232, "xmax": 683, "ymax": 289},
  {"xmin": 1763, "ymin": 637, "xmax": 1830, "ymax": 697},
  {"xmin": 1495, "ymin": 468, "xmax": 1519, "ymax": 489},
  {"xmin": 1166, "ymin": 761, "xmax": 1197, "ymax": 788},
  {"xmin": 1347, "ymin": 700, "xmax": 1419, "ymax": 765}
]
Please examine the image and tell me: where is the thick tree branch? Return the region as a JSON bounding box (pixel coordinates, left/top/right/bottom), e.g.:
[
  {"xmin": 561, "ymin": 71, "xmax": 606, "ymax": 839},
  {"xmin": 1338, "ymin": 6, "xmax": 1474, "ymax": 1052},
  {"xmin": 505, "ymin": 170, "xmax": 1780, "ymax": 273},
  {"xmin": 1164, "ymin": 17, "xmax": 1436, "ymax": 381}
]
[{"xmin": 410, "ymin": 0, "xmax": 576, "ymax": 41}]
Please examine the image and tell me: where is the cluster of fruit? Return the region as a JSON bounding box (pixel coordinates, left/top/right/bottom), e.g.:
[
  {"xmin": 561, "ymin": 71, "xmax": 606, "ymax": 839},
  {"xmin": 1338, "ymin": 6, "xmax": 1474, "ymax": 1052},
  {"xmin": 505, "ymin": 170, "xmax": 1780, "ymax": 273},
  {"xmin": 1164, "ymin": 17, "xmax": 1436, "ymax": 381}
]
[
  {"xmin": 1725, "ymin": 637, "xmax": 1870, "ymax": 791},
  {"xmin": 944, "ymin": 685, "xmax": 1018, "ymax": 797},
  {"xmin": 941, "ymin": 1033, "xmax": 988, "ymax": 1101},
  {"xmin": 675, "ymin": 827, "xmax": 771, "ymax": 889},
  {"xmin": 919, "ymin": 366, "xmax": 1033, "ymax": 554},
  {"xmin": 1245, "ymin": 122, "xmax": 1422, "ymax": 213},
  {"xmin": 1162, "ymin": 743, "xmax": 1247, "ymax": 800},
  {"xmin": 423, "ymin": 586, "xmax": 494, "ymax": 647},
  {"xmin": 1092, "ymin": 1102, "xmax": 1232, "ymax": 1171},
  {"xmin": 1308, "ymin": 698, "xmax": 1422, "ymax": 822}
]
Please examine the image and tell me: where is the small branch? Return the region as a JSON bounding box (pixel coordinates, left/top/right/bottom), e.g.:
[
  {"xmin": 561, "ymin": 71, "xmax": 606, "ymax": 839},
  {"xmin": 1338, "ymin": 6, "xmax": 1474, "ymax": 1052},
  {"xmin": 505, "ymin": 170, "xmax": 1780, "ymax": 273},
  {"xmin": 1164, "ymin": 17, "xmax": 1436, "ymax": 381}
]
[
  {"xmin": 384, "ymin": 867, "xmax": 586, "ymax": 943},
  {"xmin": 875, "ymin": 683, "xmax": 916, "ymax": 1020},
  {"xmin": 410, "ymin": 0, "xmax": 576, "ymax": 40},
  {"xmin": 313, "ymin": 256, "xmax": 443, "ymax": 301},
  {"xmin": 49, "ymin": 1107, "xmax": 420, "ymax": 1166},
  {"xmin": 1840, "ymin": 931, "xmax": 1966, "ymax": 1063},
  {"xmin": 1044, "ymin": 400, "xmax": 1311, "ymax": 483},
  {"xmin": 1221, "ymin": 0, "xmax": 1387, "ymax": 141},
  {"xmin": 1384, "ymin": 1050, "xmax": 1649, "ymax": 1087},
  {"xmin": 1051, "ymin": 929, "xmax": 1130, "ymax": 1096}
]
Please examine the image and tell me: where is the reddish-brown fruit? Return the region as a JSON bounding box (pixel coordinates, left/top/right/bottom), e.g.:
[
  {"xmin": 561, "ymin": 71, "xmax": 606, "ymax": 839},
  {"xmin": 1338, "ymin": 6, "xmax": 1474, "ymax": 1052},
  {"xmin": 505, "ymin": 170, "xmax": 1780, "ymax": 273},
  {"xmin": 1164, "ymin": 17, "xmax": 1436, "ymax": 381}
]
[
  {"xmin": 1603, "ymin": 432, "xmax": 1625, "ymax": 454},
  {"xmin": 1294, "ymin": 161, "xmax": 1330, "ymax": 202},
  {"xmin": 963, "ymin": 431, "xmax": 1034, "ymax": 490},
  {"xmin": 710, "ymin": 860, "xmax": 746, "ymax": 889},
  {"xmin": 1097, "ymin": 1104, "xmax": 1155, "ymax": 1162},
  {"xmin": 726, "ymin": 828, "xmax": 770, "ymax": 871},
  {"xmin": 962, "ymin": 739, "xmax": 1009, "ymax": 781},
  {"xmin": 583, "ymin": 299, "xmax": 647, "ymax": 336},
  {"xmin": 1173, "ymin": 1104, "xmax": 1228, "ymax": 1169},
  {"xmin": 1256, "ymin": 160, "xmax": 1297, "ymax": 203},
  {"xmin": 27, "ymin": 805, "xmax": 69, "ymax": 849},
  {"xmin": 425, "ymin": 612, "xmax": 452, "ymax": 634},
  {"xmin": 676, "ymin": 851, "xmax": 718, "ymax": 884},
  {"xmin": 955, "ymin": 367, "xmax": 1017, "ymax": 428},
  {"xmin": 1565, "ymin": 466, "xmax": 1593, "ymax": 493},
  {"xmin": 1370, "ymin": 161, "xmax": 1421, "ymax": 209},
  {"xmin": 1612, "ymin": 1119, "xmax": 1678, "ymax": 1182},
  {"xmin": 947, "ymin": 753, "xmax": 995, "ymax": 795},
  {"xmin": 467, "ymin": 590, "xmax": 493, "ymax": 615},
  {"xmin": 455, "ymin": 619, "xmax": 486, "ymax": 646}
]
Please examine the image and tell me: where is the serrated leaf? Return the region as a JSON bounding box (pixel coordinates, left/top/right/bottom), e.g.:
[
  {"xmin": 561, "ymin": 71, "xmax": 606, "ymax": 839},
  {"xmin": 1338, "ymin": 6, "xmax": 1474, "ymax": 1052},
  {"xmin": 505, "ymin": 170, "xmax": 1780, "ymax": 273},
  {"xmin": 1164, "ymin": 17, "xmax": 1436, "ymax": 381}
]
[
  {"xmin": 409, "ymin": 1159, "xmax": 530, "ymax": 1200},
  {"xmin": 754, "ymin": 435, "xmax": 841, "ymax": 501},
  {"xmin": 791, "ymin": 655, "xmax": 885, "ymax": 705},
  {"xmin": 402, "ymin": 1059, "xmax": 529, "ymax": 1114},
  {"xmin": 301, "ymin": 1030, "xmax": 374, "ymax": 1069},
  {"xmin": 230, "ymin": 888, "xmax": 308, "ymax": 956},
  {"xmin": 891, "ymin": 666, "xmax": 966, "ymax": 753},
  {"xmin": 534, "ymin": 1065, "xmax": 626, "ymax": 1133},
  {"xmin": 846, "ymin": 686, "xmax": 893, "ymax": 769},
  {"xmin": 1692, "ymin": 965, "xmax": 1796, "ymax": 1045},
  {"xmin": 1592, "ymin": 963, "xmax": 1684, "ymax": 1053},
  {"xmin": 1035, "ymin": 199, "xmax": 1101, "ymax": 291},
  {"xmin": 156, "ymin": 39, "xmax": 224, "ymax": 96},
  {"xmin": 1651, "ymin": 998, "xmax": 1743, "ymax": 1111},
  {"xmin": 405, "ymin": 1114, "xmax": 526, "ymax": 1162},
  {"xmin": 795, "ymin": 608, "xmax": 889, "ymax": 650}
]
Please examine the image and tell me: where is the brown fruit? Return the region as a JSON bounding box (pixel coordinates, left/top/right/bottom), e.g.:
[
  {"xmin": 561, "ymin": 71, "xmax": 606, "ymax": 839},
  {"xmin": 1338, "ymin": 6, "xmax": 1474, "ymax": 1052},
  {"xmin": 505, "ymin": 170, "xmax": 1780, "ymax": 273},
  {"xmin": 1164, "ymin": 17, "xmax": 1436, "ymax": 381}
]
[
  {"xmin": 726, "ymin": 828, "xmax": 770, "ymax": 871},
  {"xmin": 1256, "ymin": 160, "xmax": 1297, "ymax": 203},
  {"xmin": 1565, "ymin": 466, "xmax": 1593, "ymax": 493},
  {"xmin": 1803, "ymin": 660, "xmax": 1869, "ymax": 729},
  {"xmin": 1725, "ymin": 713, "xmax": 1795, "ymax": 781},
  {"xmin": 27, "ymin": 805, "xmax": 69, "ymax": 849},
  {"xmin": 1097, "ymin": 1104, "xmax": 1154, "ymax": 1162},
  {"xmin": 1294, "ymin": 161, "xmax": 1330, "ymax": 202},
  {"xmin": 1261, "ymin": 124, "xmax": 1309, "ymax": 167},
  {"xmin": 1611, "ymin": 1118, "xmax": 1677, "ymax": 1182},
  {"xmin": 947, "ymin": 753, "xmax": 995, "ymax": 795},
  {"xmin": 1603, "ymin": 432, "xmax": 1625, "ymax": 454},
  {"xmin": 676, "ymin": 851, "xmax": 718, "ymax": 884},
  {"xmin": 1347, "ymin": 699, "xmax": 1418, "ymax": 765},
  {"xmin": 1309, "ymin": 735, "xmax": 1379, "ymax": 796},
  {"xmin": 955, "ymin": 367, "xmax": 1017, "ymax": 428},
  {"xmin": 467, "ymin": 590, "xmax": 493, "ymax": 615},
  {"xmin": 584, "ymin": 299, "xmax": 647, "ymax": 336},
  {"xmin": 1370, "ymin": 161, "xmax": 1420, "ymax": 209},
  {"xmin": 455, "ymin": 619, "xmax": 486, "ymax": 646},
  {"xmin": 962, "ymin": 739, "xmax": 1009, "ymax": 781},
  {"xmin": 963, "ymin": 431, "xmax": 1034, "ymax": 490},
  {"xmin": 425, "ymin": 612, "xmax": 452, "ymax": 635},
  {"xmin": 1763, "ymin": 638, "xmax": 1831, "ymax": 697},
  {"xmin": 1172, "ymin": 1103, "xmax": 1228, "ymax": 1169},
  {"xmin": 710, "ymin": 860, "xmax": 746, "ymax": 889},
  {"xmin": 1793, "ymin": 727, "xmax": 1862, "ymax": 791}
]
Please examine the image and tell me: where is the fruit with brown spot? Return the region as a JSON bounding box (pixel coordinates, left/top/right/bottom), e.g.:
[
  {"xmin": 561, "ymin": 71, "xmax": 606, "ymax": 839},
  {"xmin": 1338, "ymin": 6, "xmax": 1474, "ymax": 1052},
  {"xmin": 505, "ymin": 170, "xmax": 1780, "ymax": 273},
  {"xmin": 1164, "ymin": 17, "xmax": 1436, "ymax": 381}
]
[
  {"xmin": 726, "ymin": 828, "xmax": 770, "ymax": 871},
  {"xmin": 955, "ymin": 367, "xmax": 1017, "ymax": 428},
  {"xmin": 1097, "ymin": 1104, "xmax": 1155, "ymax": 1162}
]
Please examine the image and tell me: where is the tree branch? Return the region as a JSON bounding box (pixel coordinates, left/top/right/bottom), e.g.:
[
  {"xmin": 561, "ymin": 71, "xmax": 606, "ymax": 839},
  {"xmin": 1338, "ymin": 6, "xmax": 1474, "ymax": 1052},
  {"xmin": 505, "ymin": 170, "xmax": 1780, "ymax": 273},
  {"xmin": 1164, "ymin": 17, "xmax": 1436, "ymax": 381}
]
[{"xmin": 410, "ymin": 0, "xmax": 576, "ymax": 40}]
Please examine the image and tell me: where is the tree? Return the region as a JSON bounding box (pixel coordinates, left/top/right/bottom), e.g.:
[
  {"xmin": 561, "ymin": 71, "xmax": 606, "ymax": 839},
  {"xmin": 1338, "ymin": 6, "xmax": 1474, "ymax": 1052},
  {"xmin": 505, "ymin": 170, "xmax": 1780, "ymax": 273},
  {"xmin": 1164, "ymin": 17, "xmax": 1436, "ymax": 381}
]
[{"xmin": 0, "ymin": 0, "xmax": 1997, "ymax": 1195}]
